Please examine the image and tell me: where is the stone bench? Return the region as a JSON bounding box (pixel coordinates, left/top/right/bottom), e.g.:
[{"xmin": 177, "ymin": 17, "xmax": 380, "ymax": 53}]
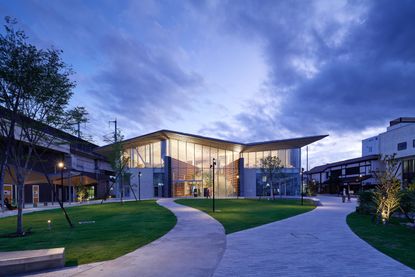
[{"xmin": 0, "ymin": 248, "xmax": 65, "ymax": 276}]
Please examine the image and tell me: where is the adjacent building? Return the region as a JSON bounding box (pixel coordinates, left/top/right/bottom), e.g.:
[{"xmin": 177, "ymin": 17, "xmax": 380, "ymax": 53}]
[
  {"xmin": 96, "ymin": 130, "xmax": 327, "ymax": 198},
  {"xmin": 306, "ymin": 155, "xmax": 382, "ymax": 194},
  {"xmin": 308, "ymin": 117, "xmax": 415, "ymax": 194},
  {"xmin": 1, "ymin": 108, "xmax": 112, "ymax": 206},
  {"xmin": 362, "ymin": 117, "xmax": 415, "ymax": 186}
]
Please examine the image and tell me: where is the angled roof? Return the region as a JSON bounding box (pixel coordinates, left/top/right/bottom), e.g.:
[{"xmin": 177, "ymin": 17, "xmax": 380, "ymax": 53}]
[
  {"xmin": 96, "ymin": 129, "xmax": 328, "ymax": 154},
  {"xmin": 307, "ymin": 154, "xmax": 380, "ymax": 174}
]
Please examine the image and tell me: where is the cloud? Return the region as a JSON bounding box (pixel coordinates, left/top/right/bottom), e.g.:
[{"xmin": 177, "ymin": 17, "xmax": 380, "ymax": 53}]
[
  {"xmin": 89, "ymin": 31, "xmax": 203, "ymax": 129},
  {"xmin": 203, "ymin": 0, "xmax": 415, "ymax": 140}
]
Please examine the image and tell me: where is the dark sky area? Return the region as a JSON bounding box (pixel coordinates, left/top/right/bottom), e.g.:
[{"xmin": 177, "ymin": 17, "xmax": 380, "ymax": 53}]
[{"xmin": 1, "ymin": 0, "xmax": 414, "ymax": 167}]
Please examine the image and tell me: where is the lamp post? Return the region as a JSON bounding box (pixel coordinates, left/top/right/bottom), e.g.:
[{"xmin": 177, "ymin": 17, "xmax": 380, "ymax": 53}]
[
  {"xmin": 138, "ymin": 171, "xmax": 142, "ymax": 201},
  {"xmin": 210, "ymin": 158, "xmax": 216, "ymax": 212},
  {"xmin": 58, "ymin": 161, "xmax": 65, "ymax": 203},
  {"xmin": 301, "ymin": 167, "xmax": 304, "ymax": 206},
  {"xmin": 236, "ymin": 174, "xmax": 240, "ymax": 199}
]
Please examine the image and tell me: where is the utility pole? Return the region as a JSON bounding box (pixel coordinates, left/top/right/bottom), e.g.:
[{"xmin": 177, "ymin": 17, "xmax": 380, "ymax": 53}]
[
  {"xmin": 109, "ymin": 119, "xmax": 117, "ymax": 142},
  {"xmin": 77, "ymin": 122, "xmax": 80, "ymax": 138}
]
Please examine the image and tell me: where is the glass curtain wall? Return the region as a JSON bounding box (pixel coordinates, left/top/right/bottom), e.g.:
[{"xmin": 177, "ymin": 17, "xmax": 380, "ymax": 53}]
[
  {"xmin": 169, "ymin": 139, "xmax": 239, "ymax": 197},
  {"xmin": 125, "ymin": 142, "xmax": 164, "ymax": 168},
  {"xmin": 242, "ymin": 149, "xmax": 300, "ymax": 169},
  {"xmin": 242, "ymin": 149, "xmax": 301, "ymax": 196}
]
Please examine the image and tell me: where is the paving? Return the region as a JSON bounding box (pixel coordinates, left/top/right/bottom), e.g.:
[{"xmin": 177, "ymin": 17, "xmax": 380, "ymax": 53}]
[
  {"xmin": 25, "ymin": 198, "xmax": 226, "ymax": 277},
  {"xmin": 213, "ymin": 196, "xmax": 415, "ymax": 277}
]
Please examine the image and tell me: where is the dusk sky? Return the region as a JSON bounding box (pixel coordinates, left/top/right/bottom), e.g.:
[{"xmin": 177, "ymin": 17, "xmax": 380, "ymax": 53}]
[{"xmin": 1, "ymin": 0, "xmax": 414, "ymax": 168}]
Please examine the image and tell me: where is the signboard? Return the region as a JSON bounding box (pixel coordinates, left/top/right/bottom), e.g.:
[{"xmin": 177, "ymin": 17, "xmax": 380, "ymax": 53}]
[
  {"xmin": 33, "ymin": 185, "xmax": 39, "ymax": 207},
  {"xmin": 4, "ymin": 185, "xmax": 12, "ymax": 202}
]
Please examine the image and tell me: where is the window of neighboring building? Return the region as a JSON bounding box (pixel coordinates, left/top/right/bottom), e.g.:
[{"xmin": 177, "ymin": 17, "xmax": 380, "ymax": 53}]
[
  {"xmin": 331, "ymin": 169, "xmax": 342, "ymax": 177},
  {"xmin": 345, "ymin": 167, "xmax": 360, "ymax": 175},
  {"xmin": 413, "ymin": 139, "xmax": 415, "ymax": 148},
  {"xmin": 397, "ymin": 142, "xmax": 407, "ymax": 151}
]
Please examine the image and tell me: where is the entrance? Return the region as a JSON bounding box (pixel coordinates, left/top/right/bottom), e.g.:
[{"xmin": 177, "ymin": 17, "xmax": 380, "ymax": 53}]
[{"xmin": 173, "ymin": 180, "xmax": 203, "ymax": 197}]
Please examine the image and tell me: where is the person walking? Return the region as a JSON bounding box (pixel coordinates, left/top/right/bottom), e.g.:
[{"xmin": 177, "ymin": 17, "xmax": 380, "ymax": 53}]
[{"xmin": 342, "ymin": 187, "xmax": 346, "ymax": 203}]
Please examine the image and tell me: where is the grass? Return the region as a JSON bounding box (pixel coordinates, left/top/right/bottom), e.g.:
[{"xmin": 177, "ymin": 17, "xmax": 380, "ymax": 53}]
[
  {"xmin": 0, "ymin": 200, "xmax": 176, "ymax": 266},
  {"xmin": 347, "ymin": 212, "xmax": 415, "ymax": 269},
  {"xmin": 175, "ymin": 198, "xmax": 316, "ymax": 234}
]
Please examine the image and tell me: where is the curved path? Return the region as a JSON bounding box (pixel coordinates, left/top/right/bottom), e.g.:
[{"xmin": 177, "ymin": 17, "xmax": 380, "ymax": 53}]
[
  {"xmin": 213, "ymin": 196, "xmax": 415, "ymax": 277},
  {"xmin": 27, "ymin": 199, "xmax": 226, "ymax": 277}
]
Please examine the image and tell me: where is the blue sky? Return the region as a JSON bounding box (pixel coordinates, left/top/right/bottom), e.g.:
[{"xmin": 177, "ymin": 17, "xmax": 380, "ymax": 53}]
[{"xmin": 1, "ymin": 0, "xmax": 414, "ymax": 168}]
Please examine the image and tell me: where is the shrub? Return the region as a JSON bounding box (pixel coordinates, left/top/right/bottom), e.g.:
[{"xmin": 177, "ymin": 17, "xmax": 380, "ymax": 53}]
[
  {"xmin": 357, "ymin": 190, "xmax": 376, "ymax": 214},
  {"xmin": 306, "ymin": 181, "xmax": 317, "ymax": 196},
  {"xmin": 400, "ymin": 190, "xmax": 415, "ymax": 223}
]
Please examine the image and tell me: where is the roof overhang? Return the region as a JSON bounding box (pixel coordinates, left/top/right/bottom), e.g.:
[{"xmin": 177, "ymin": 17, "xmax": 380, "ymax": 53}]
[
  {"xmin": 95, "ymin": 130, "xmax": 328, "ymax": 155},
  {"xmin": 242, "ymin": 135, "xmax": 328, "ymax": 152}
]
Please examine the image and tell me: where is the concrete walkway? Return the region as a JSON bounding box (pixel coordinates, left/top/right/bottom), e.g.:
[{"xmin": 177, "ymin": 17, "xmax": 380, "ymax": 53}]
[
  {"xmin": 213, "ymin": 195, "xmax": 415, "ymax": 277},
  {"xmin": 26, "ymin": 198, "xmax": 226, "ymax": 277}
]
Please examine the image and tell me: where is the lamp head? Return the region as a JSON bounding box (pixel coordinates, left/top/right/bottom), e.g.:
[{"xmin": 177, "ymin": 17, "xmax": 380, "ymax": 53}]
[{"xmin": 57, "ymin": 161, "xmax": 65, "ymax": 169}]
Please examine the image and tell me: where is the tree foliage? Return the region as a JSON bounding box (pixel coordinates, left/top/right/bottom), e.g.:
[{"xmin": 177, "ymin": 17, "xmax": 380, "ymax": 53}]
[
  {"xmin": 102, "ymin": 129, "xmax": 131, "ymax": 203},
  {"xmin": 373, "ymin": 155, "xmax": 401, "ymax": 224},
  {"xmin": 260, "ymin": 156, "xmax": 283, "ymax": 199},
  {"xmin": 0, "ymin": 17, "xmax": 85, "ymax": 234}
]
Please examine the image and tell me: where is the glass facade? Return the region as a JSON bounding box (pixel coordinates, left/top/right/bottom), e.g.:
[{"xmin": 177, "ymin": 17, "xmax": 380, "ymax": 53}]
[
  {"xmin": 242, "ymin": 149, "xmax": 300, "ymax": 168},
  {"xmin": 122, "ymin": 135, "xmax": 302, "ymax": 198},
  {"xmin": 126, "ymin": 142, "xmax": 163, "ymax": 168},
  {"xmin": 169, "ymin": 139, "xmax": 239, "ymax": 197},
  {"xmin": 242, "ymin": 149, "xmax": 301, "ymax": 196}
]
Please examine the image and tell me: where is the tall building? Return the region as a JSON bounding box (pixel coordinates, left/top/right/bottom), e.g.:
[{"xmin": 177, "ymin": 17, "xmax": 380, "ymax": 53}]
[
  {"xmin": 362, "ymin": 117, "xmax": 415, "ymax": 186},
  {"xmin": 308, "ymin": 117, "xmax": 415, "ymax": 194},
  {"xmin": 97, "ymin": 130, "xmax": 327, "ymax": 198}
]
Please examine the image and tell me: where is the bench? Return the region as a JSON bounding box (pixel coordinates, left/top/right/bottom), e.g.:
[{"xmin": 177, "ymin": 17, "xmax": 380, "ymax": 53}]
[{"xmin": 0, "ymin": 248, "xmax": 65, "ymax": 276}]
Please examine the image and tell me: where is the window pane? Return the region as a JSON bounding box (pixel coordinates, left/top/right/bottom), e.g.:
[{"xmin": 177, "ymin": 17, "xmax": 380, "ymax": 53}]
[
  {"xmin": 195, "ymin": 144, "xmax": 203, "ymax": 169},
  {"xmin": 187, "ymin": 142, "xmax": 194, "ymax": 166},
  {"xmin": 203, "ymin": 146, "xmax": 210, "ymax": 169},
  {"xmin": 248, "ymin": 152, "xmax": 256, "ymax": 168},
  {"xmin": 153, "ymin": 142, "xmax": 162, "ymax": 168}
]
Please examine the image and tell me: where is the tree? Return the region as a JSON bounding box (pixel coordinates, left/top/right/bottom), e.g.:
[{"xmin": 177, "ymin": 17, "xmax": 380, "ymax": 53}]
[
  {"xmin": 0, "ymin": 17, "xmax": 85, "ymax": 234},
  {"xmin": 102, "ymin": 128, "xmax": 136, "ymax": 203},
  {"xmin": 75, "ymin": 181, "xmax": 89, "ymax": 202},
  {"xmin": 373, "ymin": 155, "xmax": 401, "ymax": 224},
  {"xmin": 260, "ymin": 156, "xmax": 283, "ymax": 200},
  {"xmin": 67, "ymin": 107, "xmax": 89, "ymax": 139}
]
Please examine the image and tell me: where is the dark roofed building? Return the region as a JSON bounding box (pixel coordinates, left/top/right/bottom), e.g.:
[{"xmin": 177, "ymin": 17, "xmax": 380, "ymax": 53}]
[{"xmin": 306, "ymin": 155, "xmax": 381, "ymax": 195}]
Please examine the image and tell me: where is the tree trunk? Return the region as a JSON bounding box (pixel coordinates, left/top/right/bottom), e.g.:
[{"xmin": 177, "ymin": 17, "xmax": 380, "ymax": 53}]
[
  {"xmin": 16, "ymin": 170, "xmax": 25, "ymax": 235},
  {"xmin": 0, "ymin": 162, "xmax": 5, "ymax": 213}
]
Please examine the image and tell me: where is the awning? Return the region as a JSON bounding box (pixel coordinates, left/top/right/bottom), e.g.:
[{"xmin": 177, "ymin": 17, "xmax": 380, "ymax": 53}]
[{"xmin": 4, "ymin": 166, "xmax": 97, "ymax": 186}]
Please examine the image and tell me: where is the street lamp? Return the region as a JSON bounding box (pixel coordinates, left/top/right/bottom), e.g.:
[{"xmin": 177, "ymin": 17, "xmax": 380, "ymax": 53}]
[
  {"xmin": 138, "ymin": 172, "xmax": 142, "ymax": 201},
  {"xmin": 236, "ymin": 174, "xmax": 240, "ymax": 199},
  {"xmin": 210, "ymin": 158, "xmax": 216, "ymax": 212},
  {"xmin": 57, "ymin": 161, "xmax": 65, "ymax": 203},
  {"xmin": 301, "ymin": 168, "xmax": 304, "ymax": 206}
]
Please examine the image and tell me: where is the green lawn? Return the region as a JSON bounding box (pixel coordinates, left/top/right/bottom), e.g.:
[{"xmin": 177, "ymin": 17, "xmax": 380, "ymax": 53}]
[
  {"xmin": 0, "ymin": 200, "xmax": 176, "ymax": 266},
  {"xmin": 175, "ymin": 198, "xmax": 316, "ymax": 234},
  {"xmin": 347, "ymin": 212, "xmax": 415, "ymax": 269}
]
